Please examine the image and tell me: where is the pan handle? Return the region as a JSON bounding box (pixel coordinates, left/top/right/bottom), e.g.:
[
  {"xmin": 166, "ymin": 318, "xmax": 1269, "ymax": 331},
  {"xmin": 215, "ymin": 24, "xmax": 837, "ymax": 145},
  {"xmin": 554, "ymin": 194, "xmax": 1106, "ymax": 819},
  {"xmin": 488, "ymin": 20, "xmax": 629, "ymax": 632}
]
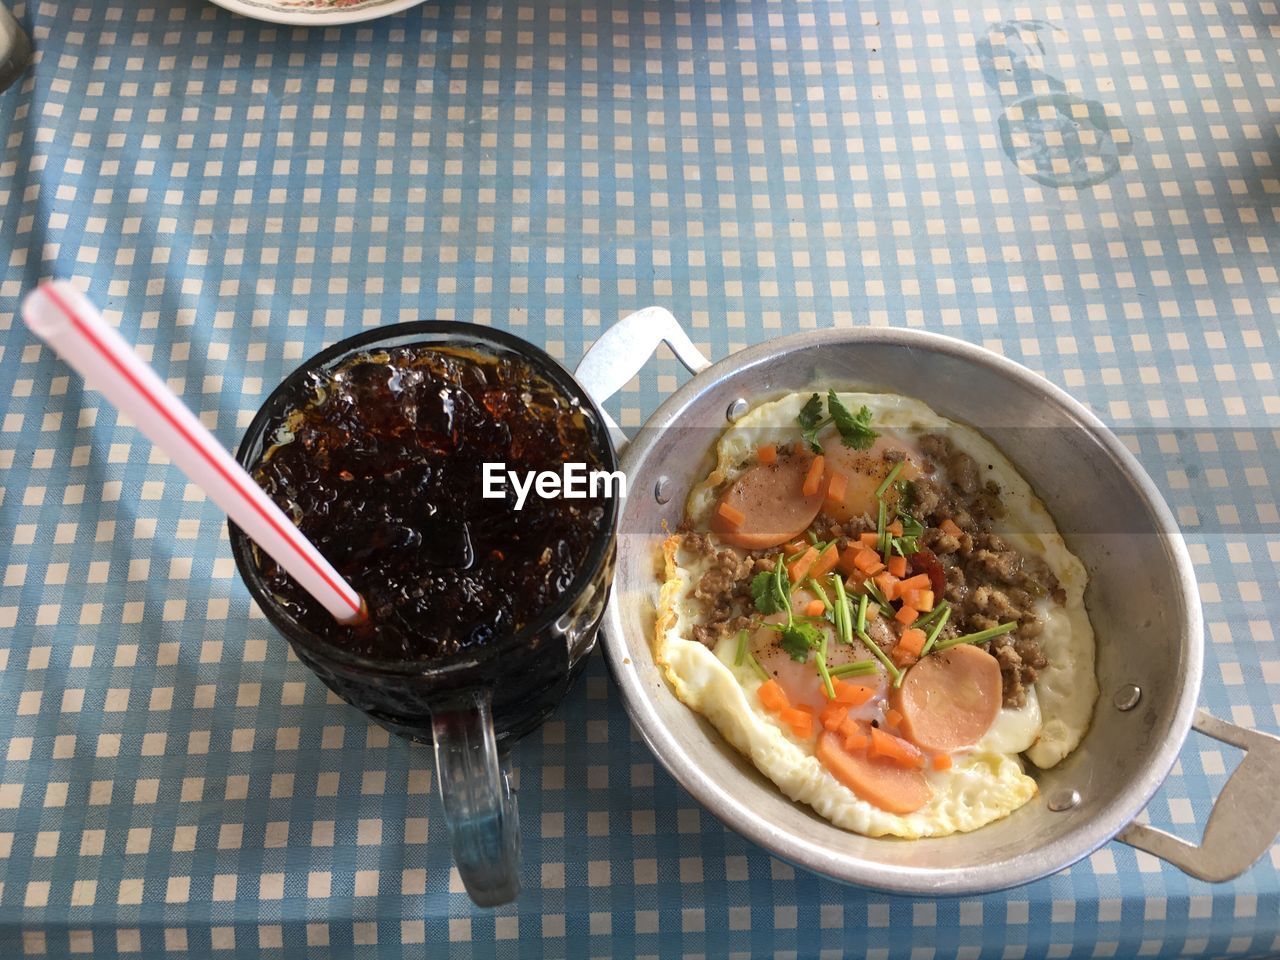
[
  {"xmin": 1116, "ymin": 709, "xmax": 1280, "ymax": 882},
  {"xmin": 574, "ymin": 306, "xmax": 711, "ymax": 449}
]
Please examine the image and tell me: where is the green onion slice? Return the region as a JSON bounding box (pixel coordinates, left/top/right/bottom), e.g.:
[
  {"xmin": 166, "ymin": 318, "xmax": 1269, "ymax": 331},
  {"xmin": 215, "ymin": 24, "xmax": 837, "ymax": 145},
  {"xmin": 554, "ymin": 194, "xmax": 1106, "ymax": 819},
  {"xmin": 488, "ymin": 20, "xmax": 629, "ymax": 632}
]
[
  {"xmin": 874, "ymin": 460, "xmax": 904, "ymax": 501},
  {"xmin": 933, "ymin": 621, "xmax": 1017, "ymax": 652},
  {"xmin": 919, "ymin": 606, "xmax": 952, "ymax": 657}
]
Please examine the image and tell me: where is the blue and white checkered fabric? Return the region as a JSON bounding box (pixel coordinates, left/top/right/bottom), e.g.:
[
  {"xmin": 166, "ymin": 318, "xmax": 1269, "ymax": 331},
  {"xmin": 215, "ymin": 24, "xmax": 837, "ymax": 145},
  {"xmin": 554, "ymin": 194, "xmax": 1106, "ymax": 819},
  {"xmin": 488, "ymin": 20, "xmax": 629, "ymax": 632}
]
[{"xmin": 1, "ymin": 0, "xmax": 1278, "ymax": 956}]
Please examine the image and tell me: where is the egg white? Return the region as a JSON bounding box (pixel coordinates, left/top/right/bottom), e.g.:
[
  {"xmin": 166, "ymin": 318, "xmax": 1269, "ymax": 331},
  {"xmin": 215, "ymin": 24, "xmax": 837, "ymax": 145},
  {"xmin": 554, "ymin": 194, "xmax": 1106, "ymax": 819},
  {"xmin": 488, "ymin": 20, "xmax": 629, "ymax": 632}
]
[{"xmin": 655, "ymin": 392, "xmax": 1098, "ymax": 839}]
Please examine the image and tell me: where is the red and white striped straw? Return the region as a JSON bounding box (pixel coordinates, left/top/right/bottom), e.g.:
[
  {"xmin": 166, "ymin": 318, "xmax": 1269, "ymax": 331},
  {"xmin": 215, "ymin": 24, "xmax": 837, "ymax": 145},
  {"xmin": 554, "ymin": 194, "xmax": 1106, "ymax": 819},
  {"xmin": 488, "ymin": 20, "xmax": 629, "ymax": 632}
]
[{"xmin": 21, "ymin": 281, "xmax": 366, "ymax": 625}]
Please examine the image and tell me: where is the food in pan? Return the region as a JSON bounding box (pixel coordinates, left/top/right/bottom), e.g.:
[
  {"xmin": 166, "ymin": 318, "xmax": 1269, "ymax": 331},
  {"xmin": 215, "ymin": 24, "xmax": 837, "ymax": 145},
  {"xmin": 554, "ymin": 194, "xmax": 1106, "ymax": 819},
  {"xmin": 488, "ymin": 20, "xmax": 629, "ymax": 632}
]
[{"xmin": 655, "ymin": 391, "xmax": 1097, "ymax": 838}]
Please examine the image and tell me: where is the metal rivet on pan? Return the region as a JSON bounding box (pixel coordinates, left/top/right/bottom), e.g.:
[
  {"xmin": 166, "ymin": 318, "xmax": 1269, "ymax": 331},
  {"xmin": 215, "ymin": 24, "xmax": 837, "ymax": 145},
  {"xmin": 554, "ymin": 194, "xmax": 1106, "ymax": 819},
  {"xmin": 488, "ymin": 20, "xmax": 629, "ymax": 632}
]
[
  {"xmin": 1113, "ymin": 684, "xmax": 1142, "ymax": 712},
  {"xmin": 654, "ymin": 477, "xmax": 671, "ymax": 504},
  {"xmin": 1047, "ymin": 789, "xmax": 1081, "ymax": 812},
  {"xmin": 726, "ymin": 398, "xmax": 749, "ymax": 422}
]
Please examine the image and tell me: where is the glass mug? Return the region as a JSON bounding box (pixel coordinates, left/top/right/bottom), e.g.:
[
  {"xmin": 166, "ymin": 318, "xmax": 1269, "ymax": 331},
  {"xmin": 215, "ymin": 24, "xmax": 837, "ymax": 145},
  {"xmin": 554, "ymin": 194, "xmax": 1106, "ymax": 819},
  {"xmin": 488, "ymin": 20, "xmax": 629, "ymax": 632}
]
[{"xmin": 228, "ymin": 323, "xmax": 619, "ymax": 906}]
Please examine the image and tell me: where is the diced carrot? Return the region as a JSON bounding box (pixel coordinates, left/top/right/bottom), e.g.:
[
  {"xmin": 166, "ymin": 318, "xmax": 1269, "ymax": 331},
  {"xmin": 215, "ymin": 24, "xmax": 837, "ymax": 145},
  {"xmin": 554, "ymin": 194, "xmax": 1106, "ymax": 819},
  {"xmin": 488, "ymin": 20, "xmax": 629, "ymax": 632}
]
[
  {"xmin": 869, "ymin": 727, "xmax": 926, "ymax": 769},
  {"xmin": 757, "ymin": 679, "xmax": 789, "ymax": 713},
  {"xmin": 825, "ymin": 471, "xmax": 848, "ymax": 508},
  {"xmin": 794, "ymin": 704, "xmax": 816, "ymax": 716},
  {"xmin": 895, "ymin": 605, "xmax": 920, "ymax": 626},
  {"xmin": 901, "ymin": 588, "xmax": 934, "ymax": 613},
  {"xmin": 833, "ymin": 680, "xmax": 876, "ymax": 706},
  {"xmin": 838, "ymin": 716, "xmax": 870, "ymax": 752},
  {"xmin": 886, "ymin": 555, "xmax": 908, "ymax": 578},
  {"xmin": 804, "ymin": 599, "xmax": 825, "ymax": 617},
  {"xmin": 873, "ymin": 571, "xmax": 900, "ymax": 601},
  {"xmin": 820, "ymin": 701, "xmax": 849, "ymax": 730},
  {"xmin": 897, "ymin": 628, "xmax": 927, "ymax": 660},
  {"xmin": 897, "ymin": 573, "xmax": 932, "ymax": 594},
  {"xmin": 940, "ymin": 518, "xmax": 963, "ymax": 539},
  {"xmin": 778, "ymin": 709, "xmax": 812, "ymax": 738},
  {"xmin": 810, "ymin": 542, "xmax": 840, "ymax": 579},
  {"xmin": 884, "ymin": 707, "xmax": 904, "ymax": 729},
  {"xmin": 932, "ymin": 753, "xmax": 953, "ymax": 771},
  {"xmin": 757, "ymin": 443, "xmax": 778, "ymax": 465},
  {"xmin": 859, "ymin": 531, "xmax": 880, "ymax": 549},
  {"xmin": 836, "ymin": 546, "xmax": 863, "ymax": 576},
  {"xmin": 853, "ymin": 549, "xmax": 885, "ymax": 576},
  {"xmin": 888, "ymin": 520, "xmax": 904, "ymax": 537},
  {"xmin": 802, "ymin": 455, "xmax": 826, "ymax": 497},
  {"xmin": 716, "ymin": 501, "xmax": 746, "ymax": 529},
  {"xmin": 782, "ymin": 539, "xmax": 809, "ymax": 557},
  {"xmin": 892, "ymin": 646, "xmax": 918, "ymax": 669},
  {"xmin": 788, "ymin": 546, "xmax": 820, "ymax": 582}
]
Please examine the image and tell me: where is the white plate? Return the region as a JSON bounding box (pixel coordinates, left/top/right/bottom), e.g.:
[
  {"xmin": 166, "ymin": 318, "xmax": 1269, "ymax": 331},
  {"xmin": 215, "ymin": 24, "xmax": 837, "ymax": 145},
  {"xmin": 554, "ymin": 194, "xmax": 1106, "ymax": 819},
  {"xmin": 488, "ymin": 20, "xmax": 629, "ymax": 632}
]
[{"xmin": 208, "ymin": 0, "xmax": 426, "ymax": 26}]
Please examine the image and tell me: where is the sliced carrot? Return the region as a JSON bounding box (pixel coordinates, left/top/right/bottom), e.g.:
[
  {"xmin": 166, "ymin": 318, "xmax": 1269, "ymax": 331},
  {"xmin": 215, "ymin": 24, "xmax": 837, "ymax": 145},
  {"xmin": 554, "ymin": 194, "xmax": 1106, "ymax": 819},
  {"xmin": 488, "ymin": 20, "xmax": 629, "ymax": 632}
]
[
  {"xmin": 810, "ymin": 542, "xmax": 840, "ymax": 579},
  {"xmin": 886, "ymin": 555, "xmax": 908, "ymax": 578},
  {"xmin": 932, "ymin": 753, "xmax": 953, "ymax": 771},
  {"xmin": 802, "ymin": 455, "xmax": 826, "ymax": 497},
  {"xmin": 897, "ymin": 628, "xmax": 927, "ymax": 660},
  {"xmin": 895, "ymin": 605, "xmax": 920, "ymax": 626},
  {"xmin": 873, "ymin": 571, "xmax": 900, "ymax": 601},
  {"xmin": 782, "ymin": 539, "xmax": 809, "ymax": 557},
  {"xmin": 820, "ymin": 701, "xmax": 849, "ymax": 730},
  {"xmin": 940, "ymin": 518, "xmax": 963, "ymax": 539},
  {"xmin": 787, "ymin": 546, "xmax": 820, "ymax": 583},
  {"xmin": 816, "ymin": 732, "xmax": 932, "ymax": 814},
  {"xmin": 901, "ymin": 588, "xmax": 934, "ymax": 613},
  {"xmin": 757, "ymin": 679, "xmax": 789, "ymax": 713},
  {"xmin": 859, "ymin": 531, "xmax": 880, "ymax": 549},
  {"xmin": 757, "ymin": 443, "xmax": 778, "ymax": 465},
  {"xmin": 825, "ymin": 471, "xmax": 848, "ymax": 508},
  {"xmin": 804, "ymin": 599, "xmax": 825, "ymax": 617},
  {"xmin": 897, "ymin": 573, "xmax": 932, "ymax": 594},
  {"xmin": 836, "ymin": 545, "xmax": 863, "ymax": 576},
  {"xmin": 884, "ymin": 707, "xmax": 904, "ymax": 729},
  {"xmin": 833, "ymin": 680, "xmax": 876, "ymax": 706},
  {"xmin": 853, "ymin": 549, "xmax": 885, "ymax": 576},
  {"xmin": 869, "ymin": 727, "xmax": 926, "ymax": 769},
  {"xmin": 716, "ymin": 501, "xmax": 747, "ymax": 529},
  {"xmin": 888, "ymin": 520, "xmax": 904, "ymax": 537}
]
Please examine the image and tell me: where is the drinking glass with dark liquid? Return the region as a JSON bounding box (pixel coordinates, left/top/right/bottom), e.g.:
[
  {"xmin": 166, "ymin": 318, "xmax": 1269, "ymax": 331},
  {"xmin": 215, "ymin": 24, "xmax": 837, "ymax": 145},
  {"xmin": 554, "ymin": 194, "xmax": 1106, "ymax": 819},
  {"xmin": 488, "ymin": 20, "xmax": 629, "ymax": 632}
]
[{"xmin": 229, "ymin": 323, "xmax": 619, "ymax": 906}]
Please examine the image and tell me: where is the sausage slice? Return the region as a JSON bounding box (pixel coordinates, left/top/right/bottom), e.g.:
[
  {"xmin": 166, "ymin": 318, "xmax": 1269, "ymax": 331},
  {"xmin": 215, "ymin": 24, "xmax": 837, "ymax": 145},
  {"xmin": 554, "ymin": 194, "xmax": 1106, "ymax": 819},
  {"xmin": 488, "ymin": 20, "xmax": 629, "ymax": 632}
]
[
  {"xmin": 815, "ymin": 731, "xmax": 932, "ymax": 814},
  {"xmin": 710, "ymin": 458, "xmax": 825, "ymax": 550},
  {"xmin": 890, "ymin": 644, "xmax": 1003, "ymax": 754}
]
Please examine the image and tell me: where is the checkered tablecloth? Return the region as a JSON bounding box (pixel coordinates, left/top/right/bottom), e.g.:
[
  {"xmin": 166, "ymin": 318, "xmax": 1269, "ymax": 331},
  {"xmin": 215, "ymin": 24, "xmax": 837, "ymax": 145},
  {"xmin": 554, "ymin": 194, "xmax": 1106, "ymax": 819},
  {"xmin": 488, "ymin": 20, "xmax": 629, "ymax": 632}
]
[{"xmin": 1, "ymin": 0, "xmax": 1278, "ymax": 956}]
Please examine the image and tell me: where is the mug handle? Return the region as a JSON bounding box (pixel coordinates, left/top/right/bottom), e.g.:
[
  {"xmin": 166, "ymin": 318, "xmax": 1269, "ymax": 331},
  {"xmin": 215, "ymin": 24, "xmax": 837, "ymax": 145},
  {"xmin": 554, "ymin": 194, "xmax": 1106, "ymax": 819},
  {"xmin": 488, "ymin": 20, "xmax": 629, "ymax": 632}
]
[
  {"xmin": 1116, "ymin": 709, "xmax": 1280, "ymax": 882},
  {"xmin": 575, "ymin": 305, "xmax": 711, "ymax": 449},
  {"xmin": 431, "ymin": 689, "xmax": 521, "ymax": 906}
]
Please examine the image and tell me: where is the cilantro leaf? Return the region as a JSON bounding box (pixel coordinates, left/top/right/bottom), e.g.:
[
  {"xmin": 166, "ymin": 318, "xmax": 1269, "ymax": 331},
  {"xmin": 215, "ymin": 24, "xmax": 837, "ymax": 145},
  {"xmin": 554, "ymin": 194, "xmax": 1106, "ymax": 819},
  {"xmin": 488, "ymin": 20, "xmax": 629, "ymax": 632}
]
[
  {"xmin": 827, "ymin": 391, "xmax": 878, "ymax": 450},
  {"xmin": 891, "ymin": 513, "xmax": 925, "ymax": 557},
  {"xmin": 797, "ymin": 393, "xmax": 826, "ymax": 453},
  {"xmin": 778, "ymin": 621, "xmax": 823, "ymax": 662},
  {"xmin": 750, "ymin": 570, "xmax": 783, "ymax": 615},
  {"xmin": 893, "ymin": 478, "xmax": 915, "ymax": 511}
]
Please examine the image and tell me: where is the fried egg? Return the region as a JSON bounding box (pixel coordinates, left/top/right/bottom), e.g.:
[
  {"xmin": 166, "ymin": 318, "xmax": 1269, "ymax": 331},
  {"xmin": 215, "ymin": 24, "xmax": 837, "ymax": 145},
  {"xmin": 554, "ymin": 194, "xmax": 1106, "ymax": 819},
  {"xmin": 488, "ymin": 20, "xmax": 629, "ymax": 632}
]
[{"xmin": 655, "ymin": 392, "xmax": 1098, "ymax": 838}]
